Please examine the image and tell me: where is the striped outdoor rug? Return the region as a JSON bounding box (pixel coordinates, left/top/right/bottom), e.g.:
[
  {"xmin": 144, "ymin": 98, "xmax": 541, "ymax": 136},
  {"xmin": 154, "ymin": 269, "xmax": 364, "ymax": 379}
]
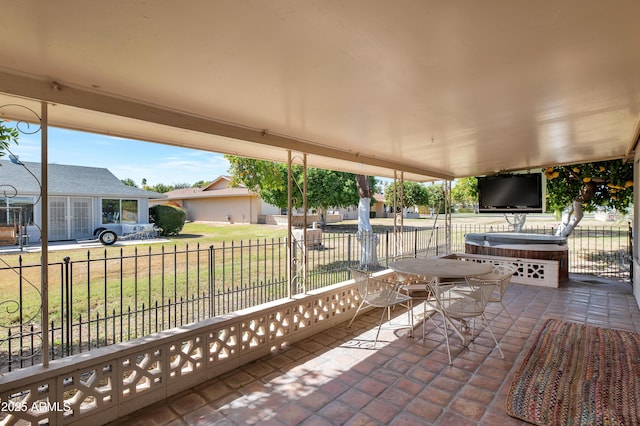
[{"xmin": 506, "ymin": 319, "xmax": 640, "ymax": 425}]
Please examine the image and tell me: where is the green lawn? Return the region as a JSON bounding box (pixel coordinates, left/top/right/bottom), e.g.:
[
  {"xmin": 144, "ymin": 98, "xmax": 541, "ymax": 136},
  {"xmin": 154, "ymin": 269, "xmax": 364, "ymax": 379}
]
[{"xmin": 0, "ymin": 215, "xmax": 628, "ymax": 328}]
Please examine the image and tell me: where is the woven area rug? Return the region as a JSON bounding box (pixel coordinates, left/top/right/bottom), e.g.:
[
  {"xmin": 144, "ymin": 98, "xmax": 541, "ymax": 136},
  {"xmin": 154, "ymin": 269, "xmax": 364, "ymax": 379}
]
[{"xmin": 506, "ymin": 319, "xmax": 640, "ymax": 425}]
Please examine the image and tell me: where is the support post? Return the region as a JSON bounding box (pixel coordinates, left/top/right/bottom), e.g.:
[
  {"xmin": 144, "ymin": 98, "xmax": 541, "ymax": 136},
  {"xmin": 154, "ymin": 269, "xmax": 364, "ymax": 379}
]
[
  {"xmin": 41, "ymin": 102, "xmax": 49, "ymax": 367},
  {"xmin": 287, "ymin": 150, "xmax": 293, "ymax": 298}
]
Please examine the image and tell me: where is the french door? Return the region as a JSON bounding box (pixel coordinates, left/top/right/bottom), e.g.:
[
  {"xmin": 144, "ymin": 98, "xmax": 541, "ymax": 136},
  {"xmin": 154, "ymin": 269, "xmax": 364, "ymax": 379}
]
[{"xmin": 48, "ymin": 197, "xmax": 93, "ymax": 240}]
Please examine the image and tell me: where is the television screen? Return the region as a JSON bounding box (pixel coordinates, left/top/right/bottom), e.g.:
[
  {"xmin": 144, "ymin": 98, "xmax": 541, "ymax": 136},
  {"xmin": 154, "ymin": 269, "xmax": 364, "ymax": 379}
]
[{"xmin": 477, "ymin": 173, "xmax": 543, "ymax": 213}]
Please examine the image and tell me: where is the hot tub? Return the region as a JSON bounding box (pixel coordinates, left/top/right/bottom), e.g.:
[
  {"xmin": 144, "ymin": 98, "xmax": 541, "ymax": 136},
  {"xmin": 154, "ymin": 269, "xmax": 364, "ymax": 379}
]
[{"xmin": 464, "ymin": 232, "xmax": 569, "ymax": 281}]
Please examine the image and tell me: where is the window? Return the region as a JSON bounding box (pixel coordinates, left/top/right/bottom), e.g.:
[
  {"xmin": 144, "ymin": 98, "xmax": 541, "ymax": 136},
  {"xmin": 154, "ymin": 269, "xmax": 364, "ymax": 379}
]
[
  {"xmin": 102, "ymin": 199, "xmax": 139, "ymax": 224},
  {"xmin": 0, "ymin": 197, "xmax": 35, "ymax": 225},
  {"xmin": 121, "ymin": 200, "xmax": 138, "ymax": 224}
]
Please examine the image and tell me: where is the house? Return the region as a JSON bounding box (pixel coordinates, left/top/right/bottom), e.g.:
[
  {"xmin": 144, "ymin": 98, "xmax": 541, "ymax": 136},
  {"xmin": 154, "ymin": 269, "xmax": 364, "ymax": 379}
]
[
  {"xmin": 152, "ymin": 175, "xmax": 390, "ymax": 224},
  {"xmin": 0, "ymin": 160, "xmax": 165, "ymax": 242},
  {"xmin": 330, "ymin": 193, "xmax": 387, "ymax": 220},
  {"xmin": 149, "ymin": 175, "xmax": 280, "ymax": 224}
]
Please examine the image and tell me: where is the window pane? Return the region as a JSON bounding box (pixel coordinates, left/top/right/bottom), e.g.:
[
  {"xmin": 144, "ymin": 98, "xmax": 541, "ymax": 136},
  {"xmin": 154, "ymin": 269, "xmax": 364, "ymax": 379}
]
[
  {"xmin": 0, "ymin": 197, "xmax": 35, "ymax": 225},
  {"xmin": 102, "ymin": 199, "xmax": 120, "ymax": 224},
  {"xmin": 0, "ymin": 199, "xmax": 5, "ymax": 224},
  {"xmin": 11, "ymin": 197, "xmax": 35, "ymax": 225},
  {"xmin": 121, "ymin": 200, "xmax": 138, "ymax": 223}
]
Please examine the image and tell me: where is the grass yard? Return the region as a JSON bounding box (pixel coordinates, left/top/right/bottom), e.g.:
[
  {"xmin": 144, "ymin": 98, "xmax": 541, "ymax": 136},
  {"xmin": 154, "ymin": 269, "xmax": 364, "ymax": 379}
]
[{"xmin": 0, "ymin": 214, "xmax": 628, "ymax": 328}]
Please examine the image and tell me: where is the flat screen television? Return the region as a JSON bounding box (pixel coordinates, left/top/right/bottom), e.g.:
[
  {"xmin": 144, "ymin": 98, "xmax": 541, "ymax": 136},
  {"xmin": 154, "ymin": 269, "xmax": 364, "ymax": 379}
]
[{"xmin": 477, "ymin": 173, "xmax": 543, "ymax": 213}]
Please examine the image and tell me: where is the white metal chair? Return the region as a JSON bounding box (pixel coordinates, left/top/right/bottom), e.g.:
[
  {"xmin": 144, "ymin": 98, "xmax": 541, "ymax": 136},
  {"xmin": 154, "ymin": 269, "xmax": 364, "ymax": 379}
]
[
  {"xmin": 426, "ymin": 279, "xmax": 504, "ymax": 364},
  {"xmin": 391, "ymin": 255, "xmax": 435, "ymax": 337},
  {"xmin": 347, "ymin": 268, "xmax": 414, "ymax": 347},
  {"xmin": 471, "ymin": 263, "xmax": 524, "ymax": 335}
]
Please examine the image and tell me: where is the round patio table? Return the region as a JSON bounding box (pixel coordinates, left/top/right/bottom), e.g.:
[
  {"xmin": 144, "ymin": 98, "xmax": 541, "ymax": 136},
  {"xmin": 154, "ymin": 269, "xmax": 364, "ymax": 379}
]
[
  {"xmin": 388, "ymin": 257, "xmax": 492, "ymax": 281},
  {"xmin": 389, "ymin": 257, "xmax": 494, "ymax": 346}
]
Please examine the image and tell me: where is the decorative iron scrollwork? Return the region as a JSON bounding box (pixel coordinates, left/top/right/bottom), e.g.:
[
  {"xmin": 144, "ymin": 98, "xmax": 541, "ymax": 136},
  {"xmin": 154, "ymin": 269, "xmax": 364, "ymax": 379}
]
[{"xmin": 0, "ymin": 102, "xmax": 44, "ymax": 371}]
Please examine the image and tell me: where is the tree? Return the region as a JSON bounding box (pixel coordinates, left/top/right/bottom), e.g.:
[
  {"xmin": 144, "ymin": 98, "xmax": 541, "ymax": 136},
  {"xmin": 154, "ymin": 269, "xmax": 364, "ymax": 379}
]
[
  {"xmin": 225, "ymin": 156, "xmax": 284, "ymax": 198},
  {"xmin": 225, "ymin": 155, "xmax": 379, "ymax": 267},
  {"xmin": 451, "ymin": 177, "xmax": 477, "ymax": 211},
  {"xmin": 170, "ymin": 183, "xmax": 191, "ymax": 190},
  {"xmin": 121, "ymin": 178, "xmax": 138, "ymax": 187},
  {"xmin": 355, "ymin": 174, "xmax": 380, "ymax": 266},
  {"xmin": 425, "ymin": 183, "xmax": 445, "ymax": 215},
  {"xmin": 383, "ymin": 181, "xmax": 429, "ymax": 212},
  {"xmin": 544, "ymin": 159, "xmax": 633, "ymax": 237},
  {"xmin": 0, "ymin": 120, "xmax": 19, "ymax": 160},
  {"xmin": 192, "ymin": 180, "xmax": 211, "ymax": 188},
  {"xmin": 225, "ymin": 155, "xmax": 368, "ymax": 215},
  {"xmin": 147, "ymin": 183, "xmax": 173, "ymax": 193}
]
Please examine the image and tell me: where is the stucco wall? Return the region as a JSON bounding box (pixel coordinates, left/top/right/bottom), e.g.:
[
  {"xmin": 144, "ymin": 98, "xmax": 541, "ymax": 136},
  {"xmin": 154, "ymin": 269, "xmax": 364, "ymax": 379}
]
[{"xmin": 184, "ymin": 196, "xmax": 255, "ymax": 223}]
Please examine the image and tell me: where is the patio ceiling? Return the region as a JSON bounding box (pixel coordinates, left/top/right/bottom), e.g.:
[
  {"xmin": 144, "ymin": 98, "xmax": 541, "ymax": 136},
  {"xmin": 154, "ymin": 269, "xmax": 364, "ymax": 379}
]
[{"xmin": 1, "ymin": 1, "xmax": 639, "ymax": 182}]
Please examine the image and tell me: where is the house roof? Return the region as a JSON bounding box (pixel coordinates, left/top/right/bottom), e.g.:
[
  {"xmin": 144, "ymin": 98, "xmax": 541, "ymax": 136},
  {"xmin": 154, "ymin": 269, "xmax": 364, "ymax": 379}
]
[
  {"xmin": 0, "ymin": 160, "xmax": 165, "ymax": 198},
  {"xmin": 0, "ymin": 2, "xmax": 639, "ymax": 181},
  {"xmin": 163, "ymin": 175, "xmax": 255, "ymax": 200}
]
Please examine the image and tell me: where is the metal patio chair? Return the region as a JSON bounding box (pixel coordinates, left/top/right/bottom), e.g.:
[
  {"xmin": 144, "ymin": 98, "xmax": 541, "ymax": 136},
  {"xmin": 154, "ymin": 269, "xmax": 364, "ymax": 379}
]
[
  {"xmin": 347, "ymin": 268, "xmax": 414, "ymax": 347},
  {"xmin": 426, "ymin": 279, "xmax": 504, "ymax": 364},
  {"xmin": 470, "ymin": 263, "xmax": 524, "ymax": 335}
]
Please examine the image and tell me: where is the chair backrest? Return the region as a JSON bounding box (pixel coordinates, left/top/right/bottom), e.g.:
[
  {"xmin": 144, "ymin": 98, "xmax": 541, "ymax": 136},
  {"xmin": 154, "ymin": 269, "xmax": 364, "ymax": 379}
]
[
  {"xmin": 490, "ymin": 263, "xmax": 517, "ymax": 297},
  {"xmin": 472, "ymin": 263, "xmax": 517, "ymax": 298},
  {"xmin": 349, "ymin": 268, "xmax": 372, "ymax": 297},
  {"xmin": 431, "ymin": 280, "xmax": 495, "ymax": 319}
]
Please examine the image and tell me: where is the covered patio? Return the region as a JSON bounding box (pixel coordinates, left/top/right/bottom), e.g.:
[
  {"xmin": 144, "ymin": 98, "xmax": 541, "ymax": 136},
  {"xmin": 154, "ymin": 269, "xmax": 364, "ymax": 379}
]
[{"xmin": 108, "ymin": 275, "xmax": 638, "ymax": 425}]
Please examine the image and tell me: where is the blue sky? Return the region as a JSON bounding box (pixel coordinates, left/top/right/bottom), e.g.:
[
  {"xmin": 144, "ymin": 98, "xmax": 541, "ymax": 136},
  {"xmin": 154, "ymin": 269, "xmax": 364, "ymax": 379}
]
[{"xmin": 8, "ymin": 126, "xmax": 231, "ymax": 187}]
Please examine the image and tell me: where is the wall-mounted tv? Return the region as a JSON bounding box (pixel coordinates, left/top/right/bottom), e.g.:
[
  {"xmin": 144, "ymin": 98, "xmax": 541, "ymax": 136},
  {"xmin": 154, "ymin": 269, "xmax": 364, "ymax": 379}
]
[{"xmin": 477, "ymin": 173, "xmax": 543, "ymax": 213}]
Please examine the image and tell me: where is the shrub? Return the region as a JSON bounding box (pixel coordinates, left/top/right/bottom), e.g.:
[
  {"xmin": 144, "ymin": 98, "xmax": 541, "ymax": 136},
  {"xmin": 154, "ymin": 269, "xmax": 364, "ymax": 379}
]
[{"xmin": 149, "ymin": 205, "xmax": 186, "ymax": 236}]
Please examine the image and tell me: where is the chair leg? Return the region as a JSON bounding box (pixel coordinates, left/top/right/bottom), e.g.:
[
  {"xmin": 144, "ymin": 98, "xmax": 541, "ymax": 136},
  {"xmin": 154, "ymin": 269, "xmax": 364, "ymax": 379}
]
[
  {"xmin": 499, "ymin": 301, "xmax": 526, "ymax": 336},
  {"xmin": 426, "ymin": 309, "xmax": 452, "ymax": 365},
  {"xmin": 480, "ymin": 314, "xmax": 504, "ymax": 359},
  {"xmin": 441, "ymin": 314, "xmax": 452, "ymax": 365},
  {"xmin": 407, "ymin": 300, "xmax": 414, "ymax": 338},
  {"xmin": 422, "ymin": 301, "xmax": 427, "ymax": 339},
  {"xmin": 347, "ymin": 301, "xmax": 366, "ymax": 329},
  {"xmin": 374, "ymin": 305, "xmax": 390, "ymax": 347},
  {"xmin": 374, "ymin": 301, "xmax": 415, "ymax": 346}
]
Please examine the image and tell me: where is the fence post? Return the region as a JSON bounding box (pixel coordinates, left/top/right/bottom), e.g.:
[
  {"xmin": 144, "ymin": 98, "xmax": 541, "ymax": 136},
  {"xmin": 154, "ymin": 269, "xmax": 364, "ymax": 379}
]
[
  {"xmin": 18, "ymin": 255, "xmax": 23, "ymax": 369},
  {"xmin": 63, "ymin": 256, "xmax": 71, "ymax": 356},
  {"xmin": 347, "ymin": 235, "xmax": 352, "ymax": 269},
  {"xmin": 209, "ymin": 245, "xmax": 214, "ymax": 318},
  {"xmin": 384, "ymin": 231, "xmax": 389, "ymax": 264}
]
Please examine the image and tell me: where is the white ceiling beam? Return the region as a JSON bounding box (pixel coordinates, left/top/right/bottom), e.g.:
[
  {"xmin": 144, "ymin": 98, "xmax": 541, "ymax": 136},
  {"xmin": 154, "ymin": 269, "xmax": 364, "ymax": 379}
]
[{"xmin": 0, "ymin": 71, "xmax": 453, "ymax": 181}]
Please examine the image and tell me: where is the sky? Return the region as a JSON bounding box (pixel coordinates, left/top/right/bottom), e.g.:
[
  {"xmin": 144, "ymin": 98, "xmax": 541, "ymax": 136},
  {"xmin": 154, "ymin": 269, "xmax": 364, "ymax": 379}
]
[
  {"xmin": 7, "ymin": 125, "xmax": 231, "ymax": 187},
  {"xmin": 4, "ymin": 124, "xmax": 405, "ymax": 190}
]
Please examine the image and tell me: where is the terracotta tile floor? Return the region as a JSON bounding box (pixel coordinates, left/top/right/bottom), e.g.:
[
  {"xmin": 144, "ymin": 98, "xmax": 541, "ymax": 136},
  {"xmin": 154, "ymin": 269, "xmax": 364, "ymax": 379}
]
[{"xmin": 109, "ymin": 275, "xmax": 639, "ymax": 425}]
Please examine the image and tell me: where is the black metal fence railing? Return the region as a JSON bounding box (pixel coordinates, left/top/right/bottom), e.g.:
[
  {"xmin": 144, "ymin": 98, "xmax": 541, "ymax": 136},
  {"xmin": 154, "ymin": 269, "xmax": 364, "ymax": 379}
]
[
  {"xmin": 449, "ymin": 223, "xmax": 633, "ymax": 278},
  {"xmin": 0, "ymin": 224, "xmax": 631, "ymax": 372}
]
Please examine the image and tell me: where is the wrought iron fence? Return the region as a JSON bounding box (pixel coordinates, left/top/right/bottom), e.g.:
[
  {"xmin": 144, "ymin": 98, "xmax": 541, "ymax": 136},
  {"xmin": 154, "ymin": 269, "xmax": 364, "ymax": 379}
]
[
  {"xmin": 0, "ymin": 224, "xmax": 630, "ymax": 372},
  {"xmin": 449, "ymin": 223, "xmax": 632, "ymax": 278}
]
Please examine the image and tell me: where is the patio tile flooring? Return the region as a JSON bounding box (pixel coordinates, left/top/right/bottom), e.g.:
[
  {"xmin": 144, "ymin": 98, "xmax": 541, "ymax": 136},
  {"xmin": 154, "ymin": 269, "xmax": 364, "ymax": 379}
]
[{"xmin": 109, "ymin": 274, "xmax": 639, "ymax": 425}]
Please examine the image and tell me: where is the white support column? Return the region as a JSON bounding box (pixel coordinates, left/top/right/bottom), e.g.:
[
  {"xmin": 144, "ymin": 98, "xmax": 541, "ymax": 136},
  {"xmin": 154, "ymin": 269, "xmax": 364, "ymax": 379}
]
[
  {"xmin": 286, "ymin": 151, "xmax": 308, "ymax": 295},
  {"xmin": 287, "ymin": 150, "xmax": 293, "ymax": 298},
  {"xmin": 301, "ymin": 153, "xmax": 307, "ymax": 294},
  {"xmin": 392, "ymin": 170, "xmax": 404, "ymax": 258},
  {"xmin": 444, "ymin": 180, "xmax": 452, "ymax": 254},
  {"xmin": 41, "ymin": 102, "xmax": 49, "ymax": 367}
]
